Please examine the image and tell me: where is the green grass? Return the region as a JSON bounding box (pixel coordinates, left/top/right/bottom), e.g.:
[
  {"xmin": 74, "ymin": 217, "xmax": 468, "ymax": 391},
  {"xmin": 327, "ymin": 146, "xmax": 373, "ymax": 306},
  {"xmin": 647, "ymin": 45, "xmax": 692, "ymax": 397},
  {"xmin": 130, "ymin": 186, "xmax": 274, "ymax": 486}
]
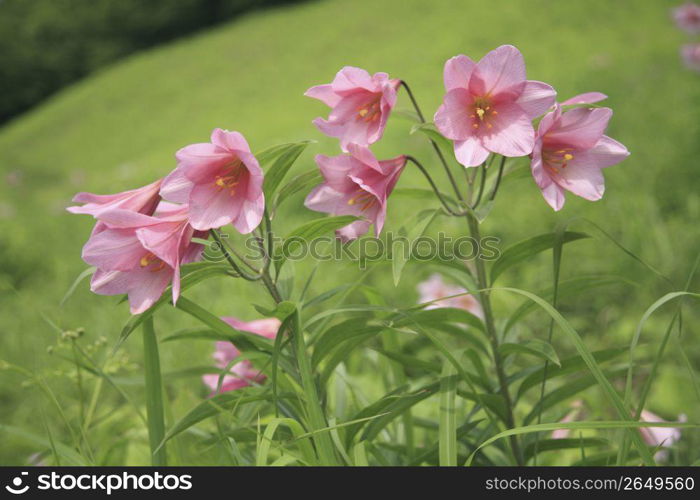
[{"xmin": 1, "ymin": 0, "xmax": 699, "ymax": 465}]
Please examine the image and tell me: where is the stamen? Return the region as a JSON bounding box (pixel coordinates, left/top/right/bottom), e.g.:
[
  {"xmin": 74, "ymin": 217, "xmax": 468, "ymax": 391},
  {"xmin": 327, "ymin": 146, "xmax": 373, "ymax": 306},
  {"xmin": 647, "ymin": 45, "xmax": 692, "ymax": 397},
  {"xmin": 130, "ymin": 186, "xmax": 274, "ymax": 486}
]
[
  {"xmin": 347, "ymin": 190, "xmax": 376, "ymax": 211},
  {"xmin": 213, "ymin": 162, "xmax": 244, "ymax": 196}
]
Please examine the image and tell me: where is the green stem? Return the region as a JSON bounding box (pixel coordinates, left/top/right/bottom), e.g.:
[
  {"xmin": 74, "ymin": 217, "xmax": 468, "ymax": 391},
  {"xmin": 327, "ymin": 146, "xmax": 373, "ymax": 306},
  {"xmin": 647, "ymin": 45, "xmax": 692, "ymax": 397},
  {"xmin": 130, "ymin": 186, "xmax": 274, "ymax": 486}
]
[
  {"xmin": 142, "ymin": 317, "xmax": 167, "ymax": 466},
  {"xmin": 290, "ymin": 309, "xmax": 337, "ymax": 465},
  {"xmin": 261, "ymin": 270, "xmax": 283, "ymax": 303},
  {"xmin": 471, "ymin": 163, "xmax": 487, "ymax": 208},
  {"xmin": 405, "ymin": 156, "xmax": 466, "ymax": 216},
  {"xmin": 399, "ymin": 80, "xmax": 465, "ymax": 201},
  {"xmin": 260, "ymin": 264, "xmax": 335, "ymax": 464},
  {"xmin": 210, "ymin": 230, "xmax": 260, "ymax": 281},
  {"xmin": 402, "ymin": 79, "xmax": 522, "ymax": 464},
  {"xmin": 488, "ymin": 155, "xmax": 507, "ymax": 201},
  {"xmin": 465, "ymin": 213, "xmax": 524, "ymax": 465}
]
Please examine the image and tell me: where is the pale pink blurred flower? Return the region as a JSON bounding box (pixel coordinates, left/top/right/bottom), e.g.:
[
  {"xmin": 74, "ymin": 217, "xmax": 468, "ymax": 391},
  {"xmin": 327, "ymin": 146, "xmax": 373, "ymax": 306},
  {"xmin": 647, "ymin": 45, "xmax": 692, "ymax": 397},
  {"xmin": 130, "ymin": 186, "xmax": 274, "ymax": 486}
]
[
  {"xmin": 202, "ymin": 317, "xmax": 281, "ymax": 394},
  {"xmin": 681, "ymin": 44, "xmax": 700, "ymax": 72},
  {"xmin": 0, "ymin": 202, "xmax": 16, "ymax": 219},
  {"xmin": 673, "ymin": 2, "xmax": 700, "ymax": 34},
  {"xmin": 639, "ymin": 410, "xmax": 686, "ymax": 461},
  {"xmin": 551, "ymin": 400, "xmax": 584, "ymax": 439},
  {"xmin": 434, "ymin": 45, "xmax": 556, "ymax": 167},
  {"xmin": 531, "ymin": 103, "xmax": 629, "ymax": 211},
  {"xmin": 5, "ymin": 170, "xmax": 23, "ymax": 187},
  {"xmin": 305, "ymin": 66, "xmax": 400, "ymax": 151},
  {"xmin": 81, "ymin": 204, "xmax": 206, "ymax": 314},
  {"xmin": 160, "ymin": 128, "xmax": 264, "ymax": 232},
  {"xmin": 304, "ymin": 144, "xmax": 406, "ymax": 241},
  {"xmin": 417, "ymin": 273, "xmax": 484, "ymax": 320}
]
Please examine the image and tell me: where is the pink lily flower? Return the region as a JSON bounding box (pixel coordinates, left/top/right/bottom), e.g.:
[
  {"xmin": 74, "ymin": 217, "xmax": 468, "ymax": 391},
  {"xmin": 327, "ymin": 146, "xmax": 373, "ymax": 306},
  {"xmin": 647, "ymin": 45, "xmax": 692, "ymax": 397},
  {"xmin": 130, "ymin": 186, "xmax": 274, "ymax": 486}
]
[
  {"xmin": 434, "ymin": 45, "xmax": 556, "ymax": 167},
  {"xmin": 81, "ymin": 204, "xmax": 206, "ymax": 314},
  {"xmin": 681, "ymin": 44, "xmax": 700, "ymax": 72},
  {"xmin": 67, "ymin": 179, "xmax": 162, "ymax": 234},
  {"xmin": 160, "ymin": 128, "xmax": 264, "ymax": 232},
  {"xmin": 673, "ymin": 2, "xmax": 700, "ymax": 34},
  {"xmin": 202, "ymin": 317, "xmax": 281, "ymax": 394},
  {"xmin": 305, "ymin": 67, "xmax": 400, "ymax": 151},
  {"xmin": 531, "ymin": 104, "xmax": 629, "ymax": 211},
  {"xmin": 304, "ymin": 144, "xmax": 406, "ymax": 241},
  {"xmin": 417, "ymin": 273, "xmax": 484, "ymax": 320},
  {"xmin": 639, "ymin": 410, "xmax": 686, "ymax": 461}
]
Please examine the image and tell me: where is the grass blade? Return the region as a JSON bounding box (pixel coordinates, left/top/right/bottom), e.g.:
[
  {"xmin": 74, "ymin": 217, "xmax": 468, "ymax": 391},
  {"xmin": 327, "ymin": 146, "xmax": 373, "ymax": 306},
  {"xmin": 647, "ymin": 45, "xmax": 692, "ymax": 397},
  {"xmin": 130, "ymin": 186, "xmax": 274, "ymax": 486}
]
[
  {"xmin": 439, "ymin": 361, "xmax": 457, "ymax": 466},
  {"xmin": 142, "ymin": 317, "xmax": 167, "ymax": 466}
]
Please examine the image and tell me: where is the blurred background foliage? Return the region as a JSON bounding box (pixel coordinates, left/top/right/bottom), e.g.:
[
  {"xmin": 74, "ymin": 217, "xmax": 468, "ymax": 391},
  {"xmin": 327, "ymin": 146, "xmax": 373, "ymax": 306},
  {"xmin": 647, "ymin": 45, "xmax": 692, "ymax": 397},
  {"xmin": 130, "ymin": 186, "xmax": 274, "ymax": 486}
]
[
  {"xmin": 0, "ymin": 0, "xmax": 305, "ymax": 123},
  {"xmin": 0, "ymin": 0, "xmax": 698, "ymax": 465}
]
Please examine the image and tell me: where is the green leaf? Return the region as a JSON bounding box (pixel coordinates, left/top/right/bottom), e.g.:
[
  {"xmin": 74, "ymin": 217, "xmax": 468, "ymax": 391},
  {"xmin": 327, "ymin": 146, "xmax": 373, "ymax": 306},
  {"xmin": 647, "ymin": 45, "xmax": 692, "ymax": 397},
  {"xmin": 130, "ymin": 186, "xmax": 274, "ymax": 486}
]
[
  {"xmin": 312, "ymin": 318, "xmax": 385, "ymax": 367},
  {"xmin": 490, "ymin": 231, "xmax": 589, "ymax": 283},
  {"xmin": 289, "ymin": 308, "xmax": 338, "ymax": 464},
  {"xmin": 60, "ymin": 267, "xmax": 95, "ymax": 306},
  {"xmin": 272, "ymin": 169, "xmax": 322, "ymax": 213},
  {"xmin": 0, "ymin": 424, "xmax": 88, "ymax": 465},
  {"xmin": 262, "ymin": 141, "xmax": 312, "ymax": 200},
  {"xmin": 524, "ymin": 438, "xmax": 608, "ymax": 461},
  {"xmin": 115, "ymin": 263, "xmax": 233, "ymax": 350},
  {"xmin": 175, "ymin": 296, "xmax": 274, "ymax": 352},
  {"xmin": 439, "ymin": 362, "xmax": 458, "ymax": 466},
  {"xmin": 345, "ymin": 384, "xmax": 439, "ymax": 447},
  {"xmin": 465, "ymin": 420, "xmax": 699, "ymax": 466},
  {"xmin": 505, "ymin": 275, "xmax": 635, "ymax": 335},
  {"xmin": 410, "ymin": 123, "xmax": 455, "ymax": 162},
  {"xmin": 393, "ymin": 307, "xmax": 485, "ymax": 335},
  {"xmin": 392, "ymin": 209, "xmax": 441, "ymax": 286},
  {"xmin": 500, "ymin": 339, "xmax": 560, "ymax": 367},
  {"xmin": 256, "ymin": 417, "xmax": 316, "ymax": 466},
  {"xmin": 142, "ymin": 317, "xmax": 167, "ymax": 466},
  {"xmin": 274, "ymin": 215, "xmax": 359, "ymax": 272},
  {"xmin": 492, "ymin": 287, "xmax": 657, "ymax": 465},
  {"xmin": 516, "ymin": 348, "xmax": 626, "ymax": 400},
  {"xmin": 161, "ymin": 388, "xmax": 281, "ymax": 444},
  {"xmin": 623, "ymin": 291, "xmax": 700, "ymax": 408},
  {"xmin": 352, "ymin": 442, "xmax": 369, "ymax": 466},
  {"xmin": 523, "ymin": 367, "xmax": 627, "ymax": 425}
]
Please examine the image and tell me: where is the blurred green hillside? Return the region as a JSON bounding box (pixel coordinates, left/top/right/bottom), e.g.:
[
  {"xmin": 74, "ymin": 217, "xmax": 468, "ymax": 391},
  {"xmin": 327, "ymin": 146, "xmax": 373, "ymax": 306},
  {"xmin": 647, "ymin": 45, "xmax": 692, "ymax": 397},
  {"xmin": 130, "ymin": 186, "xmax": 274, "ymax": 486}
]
[{"xmin": 0, "ymin": 0, "xmax": 698, "ymax": 464}]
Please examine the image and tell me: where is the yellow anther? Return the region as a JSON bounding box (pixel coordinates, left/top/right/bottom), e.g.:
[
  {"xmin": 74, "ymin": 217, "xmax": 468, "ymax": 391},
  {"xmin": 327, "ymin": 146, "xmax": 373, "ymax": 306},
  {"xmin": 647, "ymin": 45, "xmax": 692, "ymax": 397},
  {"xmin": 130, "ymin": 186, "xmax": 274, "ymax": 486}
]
[
  {"xmin": 564, "ymin": 153, "xmax": 574, "ymax": 161},
  {"xmin": 358, "ymin": 108, "xmax": 369, "ymax": 117},
  {"xmin": 140, "ymin": 256, "xmax": 150, "ymax": 267},
  {"xmin": 475, "ymin": 108, "xmax": 485, "ymax": 120}
]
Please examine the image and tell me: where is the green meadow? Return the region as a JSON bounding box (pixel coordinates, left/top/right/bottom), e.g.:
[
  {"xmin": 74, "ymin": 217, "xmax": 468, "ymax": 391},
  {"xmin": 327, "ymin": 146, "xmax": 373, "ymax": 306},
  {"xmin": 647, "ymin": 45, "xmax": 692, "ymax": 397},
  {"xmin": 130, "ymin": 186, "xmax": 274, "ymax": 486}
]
[{"xmin": 0, "ymin": 0, "xmax": 698, "ymax": 465}]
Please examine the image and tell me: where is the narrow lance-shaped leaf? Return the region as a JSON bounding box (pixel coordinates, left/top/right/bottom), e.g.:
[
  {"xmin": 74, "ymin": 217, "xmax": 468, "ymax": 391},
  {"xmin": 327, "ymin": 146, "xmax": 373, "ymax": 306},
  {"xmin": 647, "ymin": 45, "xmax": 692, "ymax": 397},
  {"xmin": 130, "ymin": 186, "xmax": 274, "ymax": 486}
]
[
  {"xmin": 262, "ymin": 141, "xmax": 312, "ymax": 200},
  {"xmin": 490, "ymin": 231, "xmax": 589, "ymax": 283},
  {"xmin": 142, "ymin": 317, "xmax": 167, "ymax": 466},
  {"xmin": 500, "ymin": 339, "xmax": 560, "ymax": 367},
  {"xmin": 274, "ymin": 215, "xmax": 359, "ymax": 272},
  {"xmin": 392, "ymin": 208, "xmax": 441, "ymax": 286},
  {"xmin": 439, "ymin": 362, "xmax": 458, "ymax": 466}
]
